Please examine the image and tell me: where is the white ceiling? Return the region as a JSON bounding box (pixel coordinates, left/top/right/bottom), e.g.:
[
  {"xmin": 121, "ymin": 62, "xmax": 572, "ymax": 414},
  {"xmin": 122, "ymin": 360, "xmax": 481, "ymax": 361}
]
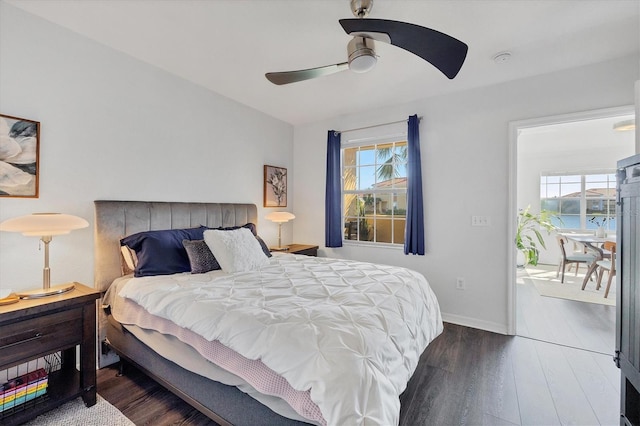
[
  {"xmin": 6, "ymin": 0, "xmax": 640, "ymax": 126},
  {"xmin": 520, "ymin": 113, "xmax": 636, "ymax": 152}
]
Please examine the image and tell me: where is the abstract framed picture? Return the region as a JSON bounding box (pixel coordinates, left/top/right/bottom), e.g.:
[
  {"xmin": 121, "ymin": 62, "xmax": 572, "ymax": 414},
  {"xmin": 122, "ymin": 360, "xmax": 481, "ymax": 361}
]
[
  {"xmin": 0, "ymin": 114, "xmax": 40, "ymax": 198},
  {"xmin": 264, "ymin": 165, "xmax": 287, "ymax": 207}
]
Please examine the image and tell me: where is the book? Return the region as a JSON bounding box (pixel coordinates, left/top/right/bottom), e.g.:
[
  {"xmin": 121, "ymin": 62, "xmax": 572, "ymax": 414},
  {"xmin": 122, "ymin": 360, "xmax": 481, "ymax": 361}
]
[
  {"xmin": 0, "ymin": 369, "xmax": 48, "ymax": 412},
  {"xmin": 0, "ymin": 381, "xmax": 48, "ymax": 411},
  {"xmin": 0, "ymin": 368, "xmax": 47, "ymax": 395}
]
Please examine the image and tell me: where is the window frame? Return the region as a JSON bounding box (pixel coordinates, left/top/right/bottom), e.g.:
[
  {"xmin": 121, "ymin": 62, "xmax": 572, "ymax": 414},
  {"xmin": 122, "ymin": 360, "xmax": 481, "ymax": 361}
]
[
  {"xmin": 540, "ymin": 171, "xmax": 617, "ymax": 231},
  {"xmin": 341, "ymin": 131, "xmax": 408, "ymax": 247}
]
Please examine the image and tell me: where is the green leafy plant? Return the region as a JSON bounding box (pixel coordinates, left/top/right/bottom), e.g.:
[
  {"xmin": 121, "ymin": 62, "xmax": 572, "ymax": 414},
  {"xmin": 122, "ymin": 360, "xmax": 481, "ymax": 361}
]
[
  {"xmin": 516, "ymin": 206, "xmax": 558, "ymax": 266},
  {"xmin": 376, "ymin": 144, "xmax": 407, "ymax": 181}
]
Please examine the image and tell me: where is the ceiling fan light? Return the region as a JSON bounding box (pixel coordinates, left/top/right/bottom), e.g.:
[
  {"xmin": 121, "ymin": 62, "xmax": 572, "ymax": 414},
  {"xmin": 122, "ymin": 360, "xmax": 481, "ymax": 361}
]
[
  {"xmin": 350, "ymin": 53, "xmax": 377, "ymax": 73},
  {"xmin": 348, "ymin": 36, "xmax": 377, "ymax": 73}
]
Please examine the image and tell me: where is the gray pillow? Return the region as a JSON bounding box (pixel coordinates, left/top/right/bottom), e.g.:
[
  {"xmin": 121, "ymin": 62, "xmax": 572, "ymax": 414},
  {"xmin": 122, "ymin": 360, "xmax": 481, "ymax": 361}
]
[{"xmin": 183, "ymin": 239, "xmax": 221, "ymax": 274}]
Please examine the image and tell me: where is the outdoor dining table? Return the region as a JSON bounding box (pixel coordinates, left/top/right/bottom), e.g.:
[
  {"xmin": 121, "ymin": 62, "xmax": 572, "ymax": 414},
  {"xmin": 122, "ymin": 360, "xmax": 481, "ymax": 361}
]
[{"xmin": 562, "ymin": 233, "xmax": 616, "ymax": 287}]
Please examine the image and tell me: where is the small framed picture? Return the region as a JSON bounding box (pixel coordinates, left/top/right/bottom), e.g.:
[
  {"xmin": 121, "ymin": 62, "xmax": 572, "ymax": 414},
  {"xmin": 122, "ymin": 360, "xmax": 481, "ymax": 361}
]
[
  {"xmin": 264, "ymin": 165, "xmax": 287, "ymax": 207},
  {"xmin": 0, "ymin": 114, "xmax": 40, "ymax": 198}
]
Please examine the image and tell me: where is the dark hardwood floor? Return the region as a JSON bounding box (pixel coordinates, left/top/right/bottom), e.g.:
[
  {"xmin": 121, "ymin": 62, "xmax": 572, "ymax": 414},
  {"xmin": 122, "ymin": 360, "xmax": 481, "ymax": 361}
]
[
  {"xmin": 98, "ymin": 321, "xmax": 620, "ymax": 426},
  {"xmin": 98, "ymin": 363, "xmax": 217, "ymax": 425}
]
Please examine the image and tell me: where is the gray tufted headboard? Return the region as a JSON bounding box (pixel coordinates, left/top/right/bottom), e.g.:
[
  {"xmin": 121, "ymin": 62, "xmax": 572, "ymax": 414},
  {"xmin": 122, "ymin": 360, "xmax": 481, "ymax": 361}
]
[{"xmin": 94, "ymin": 200, "xmax": 258, "ymax": 292}]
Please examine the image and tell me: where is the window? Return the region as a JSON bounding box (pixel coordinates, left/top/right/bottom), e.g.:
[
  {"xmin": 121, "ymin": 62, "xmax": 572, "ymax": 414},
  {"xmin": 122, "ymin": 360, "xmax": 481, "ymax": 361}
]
[
  {"xmin": 540, "ymin": 172, "xmax": 616, "ymax": 231},
  {"xmin": 342, "ymin": 140, "xmax": 407, "ymax": 245}
]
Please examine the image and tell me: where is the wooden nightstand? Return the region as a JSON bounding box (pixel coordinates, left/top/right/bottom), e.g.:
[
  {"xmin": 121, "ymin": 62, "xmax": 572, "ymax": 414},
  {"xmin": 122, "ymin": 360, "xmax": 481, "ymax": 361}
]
[
  {"xmin": 273, "ymin": 244, "xmax": 319, "ymax": 256},
  {"xmin": 0, "ymin": 283, "xmax": 100, "ymax": 425}
]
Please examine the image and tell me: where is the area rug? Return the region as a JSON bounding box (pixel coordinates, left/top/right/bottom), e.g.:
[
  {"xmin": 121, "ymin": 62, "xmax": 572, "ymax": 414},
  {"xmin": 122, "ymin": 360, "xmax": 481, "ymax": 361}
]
[
  {"xmin": 23, "ymin": 395, "xmax": 134, "ymax": 426},
  {"xmin": 522, "ymin": 265, "xmax": 616, "ymax": 306}
]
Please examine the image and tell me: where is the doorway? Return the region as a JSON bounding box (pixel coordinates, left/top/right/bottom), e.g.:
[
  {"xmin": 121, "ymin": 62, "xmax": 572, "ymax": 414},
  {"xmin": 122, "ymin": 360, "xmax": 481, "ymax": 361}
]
[{"xmin": 509, "ymin": 106, "xmax": 635, "ymax": 354}]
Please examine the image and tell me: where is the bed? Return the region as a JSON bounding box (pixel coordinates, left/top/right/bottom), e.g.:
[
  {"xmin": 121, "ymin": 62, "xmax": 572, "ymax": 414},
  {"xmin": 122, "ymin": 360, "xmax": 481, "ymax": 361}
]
[{"xmin": 94, "ymin": 200, "xmax": 443, "ymax": 426}]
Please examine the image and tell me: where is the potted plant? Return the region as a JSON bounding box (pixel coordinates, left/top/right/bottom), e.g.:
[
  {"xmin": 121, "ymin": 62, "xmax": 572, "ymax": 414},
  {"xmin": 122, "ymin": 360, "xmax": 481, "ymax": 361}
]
[{"xmin": 516, "ymin": 206, "xmax": 558, "ymax": 266}]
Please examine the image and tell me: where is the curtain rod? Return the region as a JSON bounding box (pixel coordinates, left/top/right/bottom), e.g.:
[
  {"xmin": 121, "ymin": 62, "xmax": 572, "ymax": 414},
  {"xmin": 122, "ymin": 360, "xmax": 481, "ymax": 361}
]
[{"xmin": 337, "ymin": 116, "xmax": 421, "ymax": 134}]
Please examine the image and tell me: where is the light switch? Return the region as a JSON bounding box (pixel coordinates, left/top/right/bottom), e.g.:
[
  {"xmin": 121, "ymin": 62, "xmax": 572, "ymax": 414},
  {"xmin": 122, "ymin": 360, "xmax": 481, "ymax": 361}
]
[{"xmin": 471, "ymin": 216, "xmax": 490, "ymax": 226}]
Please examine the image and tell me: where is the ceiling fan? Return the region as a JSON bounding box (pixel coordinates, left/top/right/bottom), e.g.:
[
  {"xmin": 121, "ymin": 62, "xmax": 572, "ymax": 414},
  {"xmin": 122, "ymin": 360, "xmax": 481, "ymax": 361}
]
[{"xmin": 265, "ymin": 0, "xmax": 468, "ymax": 85}]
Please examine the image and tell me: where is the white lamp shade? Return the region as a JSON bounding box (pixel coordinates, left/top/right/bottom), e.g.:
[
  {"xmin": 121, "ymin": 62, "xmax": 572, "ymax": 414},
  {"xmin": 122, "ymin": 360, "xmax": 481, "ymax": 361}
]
[
  {"xmin": 265, "ymin": 211, "xmax": 296, "ymax": 223},
  {"xmin": 0, "ymin": 213, "xmax": 89, "ymax": 236}
]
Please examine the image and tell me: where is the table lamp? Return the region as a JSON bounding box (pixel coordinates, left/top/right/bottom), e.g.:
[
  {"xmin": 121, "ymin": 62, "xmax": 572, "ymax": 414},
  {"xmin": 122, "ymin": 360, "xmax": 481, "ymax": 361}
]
[
  {"xmin": 265, "ymin": 211, "xmax": 295, "ymax": 251},
  {"xmin": 0, "ymin": 213, "xmax": 89, "ymax": 298}
]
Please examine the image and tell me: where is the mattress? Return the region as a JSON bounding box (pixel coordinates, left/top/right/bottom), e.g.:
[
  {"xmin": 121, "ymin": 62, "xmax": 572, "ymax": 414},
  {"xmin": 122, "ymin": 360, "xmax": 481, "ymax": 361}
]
[
  {"xmin": 110, "ymin": 254, "xmax": 443, "ymax": 425},
  {"xmin": 119, "ymin": 324, "xmax": 319, "ymax": 424},
  {"xmin": 106, "ymin": 274, "xmax": 323, "ymax": 425}
]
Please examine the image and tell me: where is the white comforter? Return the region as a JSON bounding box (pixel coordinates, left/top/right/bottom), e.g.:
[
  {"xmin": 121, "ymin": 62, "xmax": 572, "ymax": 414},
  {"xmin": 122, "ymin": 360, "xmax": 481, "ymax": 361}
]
[{"xmin": 119, "ymin": 254, "xmax": 443, "ymax": 425}]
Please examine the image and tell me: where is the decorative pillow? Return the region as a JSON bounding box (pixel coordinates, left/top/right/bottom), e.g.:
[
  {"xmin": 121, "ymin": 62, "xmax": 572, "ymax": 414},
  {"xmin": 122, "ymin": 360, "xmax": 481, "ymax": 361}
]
[
  {"xmin": 183, "ymin": 239, "xmax": 220, "ymax": 274},
  {"xmin": 203, "ymin": 228, "xmax": 268, "ymax": 273},
  {"xmin": 216, "ymin": 223, "xmax": 271, "ymax": 257},
  {"xmin": 121, "ymin": 226, "xmax": 207, "ymax": 277}
]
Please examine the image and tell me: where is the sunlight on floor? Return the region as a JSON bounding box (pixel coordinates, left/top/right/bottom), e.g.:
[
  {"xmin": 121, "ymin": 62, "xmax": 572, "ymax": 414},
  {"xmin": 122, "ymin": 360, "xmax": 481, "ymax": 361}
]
[
  {"xmin": 516, "ymin": 261, "xmax": 616, "ymax": 355},
  {"xmin": 521, "ymin": 263, "xmax": 616, "ymax": 304}
]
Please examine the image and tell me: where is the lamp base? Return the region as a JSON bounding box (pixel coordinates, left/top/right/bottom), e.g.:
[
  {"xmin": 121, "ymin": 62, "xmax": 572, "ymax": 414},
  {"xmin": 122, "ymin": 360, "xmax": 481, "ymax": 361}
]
[
  {"xmin": 17, "ymin": 282, "xmax": 76, "ymax": 299},
  {"xmin": 270, "ymin": 246, "xmax": 290, "ymax": 252}
]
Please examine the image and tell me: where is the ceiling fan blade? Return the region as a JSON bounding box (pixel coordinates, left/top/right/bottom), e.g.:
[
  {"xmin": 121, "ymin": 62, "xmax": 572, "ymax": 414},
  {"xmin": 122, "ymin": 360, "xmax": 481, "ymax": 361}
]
[
  {"xmin": 266, "ymin": 62, "xmax": 349, "ymax": 85},
  {"xmin": 339, "ymin": 18, "xmax": 468, "ymax": 79}
]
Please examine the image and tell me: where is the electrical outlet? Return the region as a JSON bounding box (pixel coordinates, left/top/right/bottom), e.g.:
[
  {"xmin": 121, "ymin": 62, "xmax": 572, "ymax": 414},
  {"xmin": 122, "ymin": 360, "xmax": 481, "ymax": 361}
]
[
  {"xmin": 471, "ymin": 216, "xmax": 490, "ymax": 226},
  {"xmin": 456, "ymin": 277, "xmax": 465, "ymax": 290}
]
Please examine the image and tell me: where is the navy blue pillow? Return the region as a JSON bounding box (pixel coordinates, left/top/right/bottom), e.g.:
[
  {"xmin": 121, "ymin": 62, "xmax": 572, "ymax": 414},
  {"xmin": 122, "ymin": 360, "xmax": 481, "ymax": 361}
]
[
  {"xmin": 121, "ymin": 226, "xmax": 207, "ymax": 277},
  {"xmin": 256, "ymin": 235, "xmax": 272, "ymax": 258},
  {"xmin": 219, "ymin": 223, "xmax": 257, "ymax": 236}
]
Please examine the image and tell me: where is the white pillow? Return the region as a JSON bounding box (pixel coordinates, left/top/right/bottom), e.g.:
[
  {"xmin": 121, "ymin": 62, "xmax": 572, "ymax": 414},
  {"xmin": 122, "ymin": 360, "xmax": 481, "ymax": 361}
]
[
  {"xmin": 203, "ymin": 228, "xmax": 268, "ymax": 273},
  {"xmin": 120, "ymin": 245, "xmax": 138, "ymax": 271}
]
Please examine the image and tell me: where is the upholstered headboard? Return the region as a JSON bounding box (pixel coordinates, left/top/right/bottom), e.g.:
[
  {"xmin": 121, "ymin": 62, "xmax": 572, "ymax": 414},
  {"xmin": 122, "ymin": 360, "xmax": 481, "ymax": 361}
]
[{"xmin": 94, "ymin": 200, "xmax": 258, "ymax": 292}]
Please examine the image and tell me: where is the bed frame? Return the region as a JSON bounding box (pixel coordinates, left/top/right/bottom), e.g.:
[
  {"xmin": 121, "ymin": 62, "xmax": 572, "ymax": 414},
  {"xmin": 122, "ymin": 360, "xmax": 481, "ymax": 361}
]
[{"xmin": 94, "ymin": 200, "xmax": 308, "ymax": 426}]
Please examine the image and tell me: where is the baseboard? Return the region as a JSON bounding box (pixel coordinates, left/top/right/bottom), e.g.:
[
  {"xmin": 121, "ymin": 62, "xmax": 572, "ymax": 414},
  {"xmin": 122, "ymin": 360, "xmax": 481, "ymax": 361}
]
[{"xmin": 441, "ymin": 313, "xmax": 510, "ymax": 335}]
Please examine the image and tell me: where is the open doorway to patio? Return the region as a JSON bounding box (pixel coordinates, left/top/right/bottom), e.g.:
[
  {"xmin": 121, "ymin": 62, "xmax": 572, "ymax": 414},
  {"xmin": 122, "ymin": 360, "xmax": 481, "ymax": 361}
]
[{"xmin": 511, "ymin": 106, "xmax": 635, "ymax": 355}]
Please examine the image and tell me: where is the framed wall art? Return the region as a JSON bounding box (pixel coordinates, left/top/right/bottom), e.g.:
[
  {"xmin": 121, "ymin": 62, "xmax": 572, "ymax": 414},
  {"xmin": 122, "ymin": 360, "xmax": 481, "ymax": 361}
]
[
  {"xmin": 0, "ymin": 114, "xmax": 40, "ymax": 198},
  {"xmin": 264, "ymin": 165, "xmax": 287, "ymax": 207}
]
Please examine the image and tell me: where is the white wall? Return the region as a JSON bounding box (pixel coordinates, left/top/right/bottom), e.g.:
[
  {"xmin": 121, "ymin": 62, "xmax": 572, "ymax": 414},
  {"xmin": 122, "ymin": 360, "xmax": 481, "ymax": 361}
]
[
  {"xmin": 293, "ymin": 54, "xmax": 639, "ymax": 334},
  {"xmin": 0, "ymin": 3, "xmax": 293, "ymax": 293}
]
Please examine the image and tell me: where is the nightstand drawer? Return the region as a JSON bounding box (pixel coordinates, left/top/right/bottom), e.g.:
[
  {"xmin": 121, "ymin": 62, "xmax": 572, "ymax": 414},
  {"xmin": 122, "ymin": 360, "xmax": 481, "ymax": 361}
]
[{"xmin": 0, "ymin": 308, "xmax": 82, "ymax": 367}]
